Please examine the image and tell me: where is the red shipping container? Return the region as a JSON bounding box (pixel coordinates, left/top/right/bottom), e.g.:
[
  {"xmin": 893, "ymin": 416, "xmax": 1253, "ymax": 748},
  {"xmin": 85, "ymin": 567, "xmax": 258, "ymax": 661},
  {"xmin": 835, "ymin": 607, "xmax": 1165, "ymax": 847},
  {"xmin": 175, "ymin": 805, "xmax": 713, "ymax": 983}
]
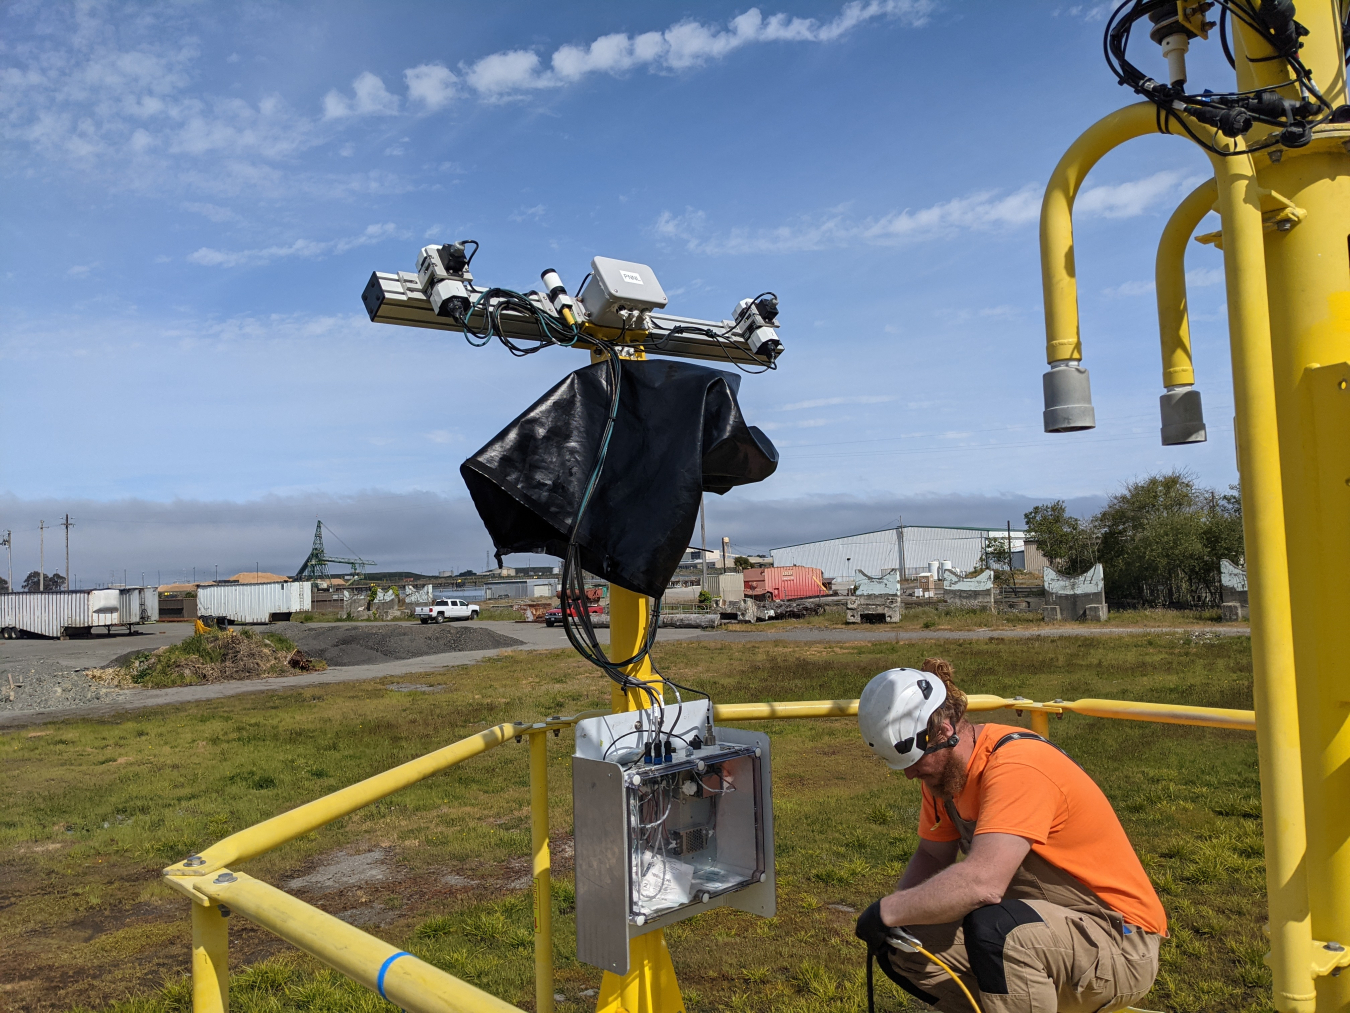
[{"xmin": 741, "ymin": 566, "xmax": 827, "ymax": 601}]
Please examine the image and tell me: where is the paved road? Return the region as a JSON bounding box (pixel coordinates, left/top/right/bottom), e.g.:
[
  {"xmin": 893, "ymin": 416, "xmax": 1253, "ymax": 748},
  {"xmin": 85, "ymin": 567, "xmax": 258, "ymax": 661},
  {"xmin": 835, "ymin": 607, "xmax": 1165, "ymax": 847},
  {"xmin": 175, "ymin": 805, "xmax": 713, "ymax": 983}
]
[{"xmin": 0, "ymin": 620, "xmax": 1248, "ymax": 730}]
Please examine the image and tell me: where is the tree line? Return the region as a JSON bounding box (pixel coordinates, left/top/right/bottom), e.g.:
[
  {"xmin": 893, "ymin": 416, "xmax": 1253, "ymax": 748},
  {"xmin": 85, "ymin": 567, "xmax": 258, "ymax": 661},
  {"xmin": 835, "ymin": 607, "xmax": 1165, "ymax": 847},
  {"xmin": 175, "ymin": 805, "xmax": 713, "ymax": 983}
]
[{"xmin": 1024, "ymin": 471, "xmax": 1244, "ymax": 607}]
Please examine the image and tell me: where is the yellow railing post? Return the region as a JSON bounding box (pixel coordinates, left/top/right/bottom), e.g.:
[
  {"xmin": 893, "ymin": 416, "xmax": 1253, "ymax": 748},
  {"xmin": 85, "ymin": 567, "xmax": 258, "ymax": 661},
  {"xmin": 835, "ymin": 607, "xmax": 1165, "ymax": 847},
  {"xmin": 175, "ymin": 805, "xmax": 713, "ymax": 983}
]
[
  {"xmin": 529, "ymin": 730, "xmax": 554, "ymax": 1013},
  {"xmin": 1029, "ymin": 710, "xmax": 1051, "ymax": 739},
  {"xmin": 192, "ymin": 900, "xmax": 229, "ymax": 1013}
]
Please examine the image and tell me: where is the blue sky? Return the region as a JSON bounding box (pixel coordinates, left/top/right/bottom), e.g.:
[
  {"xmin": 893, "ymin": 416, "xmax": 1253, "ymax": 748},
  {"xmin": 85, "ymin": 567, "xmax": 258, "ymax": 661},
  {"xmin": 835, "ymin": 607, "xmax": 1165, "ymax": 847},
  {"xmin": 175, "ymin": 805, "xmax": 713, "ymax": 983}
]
[{"xmin": 0, "ymin": 1, "xmax": 1241, "ymax": 580}]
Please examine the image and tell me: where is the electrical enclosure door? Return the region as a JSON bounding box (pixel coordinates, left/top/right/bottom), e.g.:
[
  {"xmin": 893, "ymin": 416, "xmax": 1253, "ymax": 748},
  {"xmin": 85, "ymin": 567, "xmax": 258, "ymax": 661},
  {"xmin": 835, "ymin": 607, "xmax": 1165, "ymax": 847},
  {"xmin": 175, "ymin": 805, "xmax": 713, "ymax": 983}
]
[{"xmin": 573, "ymin": 726, "xmax": 774, "ymax": 974}]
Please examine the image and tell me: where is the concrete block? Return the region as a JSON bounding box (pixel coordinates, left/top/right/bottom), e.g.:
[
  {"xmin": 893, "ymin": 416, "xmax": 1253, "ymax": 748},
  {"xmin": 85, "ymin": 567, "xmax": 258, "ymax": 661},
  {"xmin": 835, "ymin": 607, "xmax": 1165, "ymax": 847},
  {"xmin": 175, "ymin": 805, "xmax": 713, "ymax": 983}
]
[
  {"xmin": 1041, "ymin": 606, "xmax": 1061, "ymax": 622},
  {"xmin": 1220, "ymin": 601, "xmax": 1248, "ymax": 622},
  {"xmin": 1083, "ymin": 603, "xmax": 1108, "ymax": 622}
]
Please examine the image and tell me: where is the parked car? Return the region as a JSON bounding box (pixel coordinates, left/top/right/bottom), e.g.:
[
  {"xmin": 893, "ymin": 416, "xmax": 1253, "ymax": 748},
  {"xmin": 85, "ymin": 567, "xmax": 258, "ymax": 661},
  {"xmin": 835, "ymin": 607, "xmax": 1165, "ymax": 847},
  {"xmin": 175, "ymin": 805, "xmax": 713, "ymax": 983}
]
[
  {"xmin": 416, "ymin": 599, "xmax": 480, "ymax": 623},
  {"xmin": 544, "ymin": 602, "xmax": 605, "ymax": 627}
]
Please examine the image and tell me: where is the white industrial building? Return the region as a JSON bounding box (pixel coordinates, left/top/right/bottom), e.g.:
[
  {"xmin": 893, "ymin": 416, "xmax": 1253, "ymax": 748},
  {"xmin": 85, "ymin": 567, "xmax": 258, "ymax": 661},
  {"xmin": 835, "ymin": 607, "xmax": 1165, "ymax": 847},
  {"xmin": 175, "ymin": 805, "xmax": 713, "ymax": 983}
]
[{"xmin": 771, "ymin": 525, "xmax": 1026, "ymax": 580}]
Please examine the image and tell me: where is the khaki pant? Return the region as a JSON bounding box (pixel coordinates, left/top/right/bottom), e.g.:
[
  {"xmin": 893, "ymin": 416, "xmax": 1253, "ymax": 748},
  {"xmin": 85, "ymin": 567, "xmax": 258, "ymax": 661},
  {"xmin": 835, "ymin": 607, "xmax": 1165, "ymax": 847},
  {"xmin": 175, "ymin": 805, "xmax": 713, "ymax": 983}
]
[{"xmin": 885, "ymin": 899, "xmax": 1160, "ymax": 1013}]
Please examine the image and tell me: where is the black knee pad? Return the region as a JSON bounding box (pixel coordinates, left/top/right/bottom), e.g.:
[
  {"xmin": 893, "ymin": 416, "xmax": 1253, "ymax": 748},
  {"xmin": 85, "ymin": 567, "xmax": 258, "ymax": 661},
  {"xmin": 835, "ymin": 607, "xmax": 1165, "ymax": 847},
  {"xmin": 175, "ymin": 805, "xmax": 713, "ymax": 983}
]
[{"xmin": 962, "ymin": 900, "xmax": 1043, "ymax": 994}]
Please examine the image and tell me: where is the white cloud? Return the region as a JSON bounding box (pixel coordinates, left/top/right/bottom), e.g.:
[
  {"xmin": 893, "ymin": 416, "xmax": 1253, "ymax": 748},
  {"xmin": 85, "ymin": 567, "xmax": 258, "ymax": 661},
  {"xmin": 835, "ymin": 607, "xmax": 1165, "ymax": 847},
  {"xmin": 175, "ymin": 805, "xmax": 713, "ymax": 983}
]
[
  {"xmin": 67, "ymin": 263, "xmax": 97, "ymax": 277},
  {"xmin": 509, "ymin": 204, "xmax": 547, "ymax": 222},
  {"xmin": 424, "ymin": 429, "xmax": 463, "ymax": 444},
  {"xmin": 655, "ymin": 169, "xmax": 1204, "ymax": 255},
  {"xmin": 1076, "ymin": 169, "xmax": 1202, "ymax": 219},
  {"xmin": 1102, "ymin": 279, "xmax": 1156, "ymax": 298},
  {"xmin": 1186, "ymin": 266, "xmax": 1224, "ymax": 287},
  {"xmin": 780, "ymin": 395, "xmax": 897, "ymax": 411},
  {"xmin": 183, "ymin": 202, "xmax": 242, "ymax": 223},
  {"xmin": 460, "ymin": 1, "xmax": 934, "ymax": 98},
  {"xmin": 323, "ymin": 71, "xmax": 400, "ymax": 119},
  {"xmin": 758, "ymin": 417, "xmax": 831, "ymax": 431},
  {"xmin": 1101, "ymin": 265, "xmax": 1225, "ymax": 298},
  {"xmin": 404, "ymin": 64, "xmax": 458, "ymax": 111},
  {"xmin": 187, "ymin": 222, "xmax": 402, "ymax": 268}
]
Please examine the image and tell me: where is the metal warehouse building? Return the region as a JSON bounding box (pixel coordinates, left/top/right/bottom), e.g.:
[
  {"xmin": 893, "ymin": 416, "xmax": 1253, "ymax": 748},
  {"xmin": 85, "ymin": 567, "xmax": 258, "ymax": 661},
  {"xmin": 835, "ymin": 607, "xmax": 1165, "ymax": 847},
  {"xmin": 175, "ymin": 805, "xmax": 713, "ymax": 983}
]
[{"xmin": 771, "ymin": 525, "xmax": 1026, "ymax": 580}]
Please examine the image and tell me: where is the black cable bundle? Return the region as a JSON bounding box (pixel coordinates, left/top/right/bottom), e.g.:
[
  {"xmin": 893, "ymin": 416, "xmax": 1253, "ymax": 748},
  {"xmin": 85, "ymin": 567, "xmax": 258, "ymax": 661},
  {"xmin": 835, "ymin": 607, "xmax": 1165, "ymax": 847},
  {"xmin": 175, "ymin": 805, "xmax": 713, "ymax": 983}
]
[{"xmin": 1103, "ymin": 0, "xmax": 1346, "ymax": 156}]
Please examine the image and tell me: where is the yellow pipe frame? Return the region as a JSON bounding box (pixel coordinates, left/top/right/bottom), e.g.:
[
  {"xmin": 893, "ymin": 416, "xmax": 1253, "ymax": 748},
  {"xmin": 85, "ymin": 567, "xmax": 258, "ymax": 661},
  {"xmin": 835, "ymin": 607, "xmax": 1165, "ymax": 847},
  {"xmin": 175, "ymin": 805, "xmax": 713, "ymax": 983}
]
[
  {"xmin": 529, "ymin": 730, "xmax": 554, "ymax": 1013},
  {"xmin": 165, "ymin": 691, "xmax": 1266, "ymax": 1013},
  {"xmin": 1156, "ymin": 178, "xmax": 1218, "ymax": 388},
  {"xmin": 191, "ymin": 901, "xmax": 229, "ymax": 1013},
  {"xmin": 1039, "ymin": 69, "xmax": 1329, "ymax": 1013},
  {"xmin": 1040, "ymin": 102, "xmax": 1169, "ymax": 363},
  {"xmin": 196, "ymin": 871, "xmax": 524, "ymax": 1013}
]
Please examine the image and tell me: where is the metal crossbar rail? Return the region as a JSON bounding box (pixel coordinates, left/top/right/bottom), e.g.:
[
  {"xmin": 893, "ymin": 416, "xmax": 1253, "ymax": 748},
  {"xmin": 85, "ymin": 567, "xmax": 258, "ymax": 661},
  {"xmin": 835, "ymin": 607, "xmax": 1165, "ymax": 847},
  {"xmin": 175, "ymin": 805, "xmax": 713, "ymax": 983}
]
[
  {"xmin": 163, "ymin": 695, "xmax": 1264, "ymax": 1013},
  {"xmin": 362, "ymin": 271, "xmax": 770, "ymax": 366}
]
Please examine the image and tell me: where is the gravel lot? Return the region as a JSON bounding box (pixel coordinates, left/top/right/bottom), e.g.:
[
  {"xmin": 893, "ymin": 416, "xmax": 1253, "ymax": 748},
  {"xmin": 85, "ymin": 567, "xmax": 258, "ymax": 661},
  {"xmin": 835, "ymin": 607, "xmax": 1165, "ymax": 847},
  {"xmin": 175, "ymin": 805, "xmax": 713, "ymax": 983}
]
[
  {"xmin": 0, "ymin": 657, "xmax": 135, "ymax": 713},
  {"xmin": 0, "ymin": 620, "xmax": 524, "ymax": 715},
  {"xmin": 265, "ymin": 621, "xmax": 523, "ymax": 667}
]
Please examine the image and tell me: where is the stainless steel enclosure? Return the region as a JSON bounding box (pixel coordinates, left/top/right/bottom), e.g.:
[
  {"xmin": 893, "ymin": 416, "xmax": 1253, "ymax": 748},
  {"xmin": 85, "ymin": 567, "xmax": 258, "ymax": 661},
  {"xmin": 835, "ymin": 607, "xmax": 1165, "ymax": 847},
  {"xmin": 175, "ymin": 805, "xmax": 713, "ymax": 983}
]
[{"xmin": 572, "ymin": 706, "xmax": 774, "ymax": 975}]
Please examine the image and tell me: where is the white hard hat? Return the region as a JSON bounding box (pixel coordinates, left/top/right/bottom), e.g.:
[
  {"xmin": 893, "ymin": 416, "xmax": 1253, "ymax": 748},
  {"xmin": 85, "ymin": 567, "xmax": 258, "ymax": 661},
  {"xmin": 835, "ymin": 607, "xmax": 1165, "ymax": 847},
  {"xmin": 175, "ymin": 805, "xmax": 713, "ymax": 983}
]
[{"xmin": 858, "ymin": 668, "xmax": 951, "ymax": 770}]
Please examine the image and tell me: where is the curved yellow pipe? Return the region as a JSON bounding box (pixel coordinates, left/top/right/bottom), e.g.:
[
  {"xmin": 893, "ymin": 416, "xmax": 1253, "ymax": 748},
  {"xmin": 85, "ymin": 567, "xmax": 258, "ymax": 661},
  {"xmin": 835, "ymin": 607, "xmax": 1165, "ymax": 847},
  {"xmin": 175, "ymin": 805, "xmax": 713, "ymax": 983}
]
[
  {"xmin": 1155, "ymin": 178, "xmax": 1217, "ymax": 388},
  {"xmin": 1040, "ymin": 102, "xmax": 1176, "ymax": 363},
  {"xmin": 1040, "ymin": 102, "xmax": 1312, "ymax": 1009}
]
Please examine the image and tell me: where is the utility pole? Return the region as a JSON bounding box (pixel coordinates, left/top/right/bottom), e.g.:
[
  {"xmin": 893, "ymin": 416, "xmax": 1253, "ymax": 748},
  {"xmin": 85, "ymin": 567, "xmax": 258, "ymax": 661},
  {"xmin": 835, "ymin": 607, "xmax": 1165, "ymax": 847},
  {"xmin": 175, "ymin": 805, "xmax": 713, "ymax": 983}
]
[
  {"xmin": 699, "ymin": 495, "xmax": 708, "ymax": 590},
  {"xmin": 721, "ymin": 536, "xmax": 730, "ymax": 570},
  {"xmin": 1007, "ymin": 521, "xmax": 1014, "ymax": 589},
  {"xmin": 39, "ymin": 520, "xmax": 45, "ymax": 591},
  {"xmin": 62, "ymin": 514, "xmax": 72, "ymax": 592},
  {"xmin": 2, "ymin": 530, "xmax": 10, "ymax": 593}
]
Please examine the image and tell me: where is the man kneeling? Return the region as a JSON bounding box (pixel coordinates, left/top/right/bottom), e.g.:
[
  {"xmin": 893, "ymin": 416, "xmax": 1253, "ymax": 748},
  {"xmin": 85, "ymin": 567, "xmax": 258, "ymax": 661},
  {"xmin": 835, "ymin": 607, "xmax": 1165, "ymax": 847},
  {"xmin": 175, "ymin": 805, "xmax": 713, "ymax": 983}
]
[{"xmin": 854, "ymin": 659, "xmax": 1165, "ymax": 1012}]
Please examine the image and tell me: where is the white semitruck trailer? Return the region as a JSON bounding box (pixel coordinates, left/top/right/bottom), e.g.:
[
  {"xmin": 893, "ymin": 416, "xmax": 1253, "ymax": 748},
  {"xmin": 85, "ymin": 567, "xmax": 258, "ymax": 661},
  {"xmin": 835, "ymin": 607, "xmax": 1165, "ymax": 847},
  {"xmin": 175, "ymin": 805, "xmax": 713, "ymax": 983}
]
[
  {"xmin": 196, "ymin": 581, "xmax": 312, "ymax": 625},
  {"xmin": 0, "ymin": 588, "xmax": 158, "ymax": 639}
]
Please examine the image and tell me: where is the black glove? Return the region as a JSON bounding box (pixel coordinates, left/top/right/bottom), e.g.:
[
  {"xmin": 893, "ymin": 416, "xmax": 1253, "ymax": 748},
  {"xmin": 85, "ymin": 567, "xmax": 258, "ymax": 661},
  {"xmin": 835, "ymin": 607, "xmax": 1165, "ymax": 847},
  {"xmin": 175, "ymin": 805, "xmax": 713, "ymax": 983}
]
[{"xmin": 855, "ymin": 899, "xmax": 890, "ymax": 950}]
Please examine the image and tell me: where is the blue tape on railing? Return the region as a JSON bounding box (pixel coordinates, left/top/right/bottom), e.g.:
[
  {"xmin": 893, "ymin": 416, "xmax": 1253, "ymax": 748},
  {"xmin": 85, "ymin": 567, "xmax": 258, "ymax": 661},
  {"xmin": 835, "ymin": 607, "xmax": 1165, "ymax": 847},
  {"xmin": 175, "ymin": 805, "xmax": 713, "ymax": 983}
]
[{"xmin": 376, "ymin": 951, "xmax": 411, "ymax": 999}]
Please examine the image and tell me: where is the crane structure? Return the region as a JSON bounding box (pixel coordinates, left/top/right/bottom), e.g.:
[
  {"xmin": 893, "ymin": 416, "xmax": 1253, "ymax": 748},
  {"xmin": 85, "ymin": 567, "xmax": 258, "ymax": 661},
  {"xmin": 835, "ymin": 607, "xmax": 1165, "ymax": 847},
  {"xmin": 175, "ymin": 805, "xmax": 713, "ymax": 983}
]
[
  {"xmin": 293, "ymin": 521, "xmax": 375, "ymax": 581},
  {"xmin": 1038, "ymin": 3, "xmax": 1349, "ymax": 1010}
]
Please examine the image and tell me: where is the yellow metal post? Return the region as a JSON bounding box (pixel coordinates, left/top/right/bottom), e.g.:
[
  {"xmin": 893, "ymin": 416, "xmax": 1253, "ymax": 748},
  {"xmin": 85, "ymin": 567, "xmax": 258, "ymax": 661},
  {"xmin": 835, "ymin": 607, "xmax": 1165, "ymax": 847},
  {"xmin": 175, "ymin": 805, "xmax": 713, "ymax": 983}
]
[
  {"xmin": 1029, "ymin": 710, "xmax": 1051, "ymax": 739},
  {"xmin": 1230, "ymin": 8, "xmax": 1350, "ymax": 1008},
  {"xmin": 1155, "ymin": 178, "xmax": 1217, "ymax": 388},
  {"xmin": 596, "ymin": 931, "xmax": 684, "ymax": 1013},
  {"xmin": 192, "ymin": 901, "xmax": 229, "ymax": 1013},
  {"xmin": 1205, "ymin": 141, "xmax": 1316, "ymax": 1013},
  {"xmin": 529, "ymin": 731, "xmax": 554, "ymax": 1013},
  {"xmin": 596, "ymin": 583, "xmax": 684, "ymax": 1013}
]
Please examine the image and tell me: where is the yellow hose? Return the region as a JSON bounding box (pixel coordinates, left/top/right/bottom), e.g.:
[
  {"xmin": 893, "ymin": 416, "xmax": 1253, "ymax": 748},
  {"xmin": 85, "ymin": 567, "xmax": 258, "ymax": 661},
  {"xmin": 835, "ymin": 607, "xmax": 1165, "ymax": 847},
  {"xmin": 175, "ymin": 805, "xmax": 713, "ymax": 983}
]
[{"xmin": 913, "ymin": 944, "xmax": 983, "ymax": 1013}]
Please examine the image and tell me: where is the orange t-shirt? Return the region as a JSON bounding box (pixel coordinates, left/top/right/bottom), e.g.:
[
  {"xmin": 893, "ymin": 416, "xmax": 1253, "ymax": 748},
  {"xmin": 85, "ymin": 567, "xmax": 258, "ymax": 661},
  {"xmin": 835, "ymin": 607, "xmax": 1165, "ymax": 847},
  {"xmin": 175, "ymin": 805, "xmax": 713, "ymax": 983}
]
[{"xmin": 918, "ymin": 723, "xmax": 1166, "ymax": 935}]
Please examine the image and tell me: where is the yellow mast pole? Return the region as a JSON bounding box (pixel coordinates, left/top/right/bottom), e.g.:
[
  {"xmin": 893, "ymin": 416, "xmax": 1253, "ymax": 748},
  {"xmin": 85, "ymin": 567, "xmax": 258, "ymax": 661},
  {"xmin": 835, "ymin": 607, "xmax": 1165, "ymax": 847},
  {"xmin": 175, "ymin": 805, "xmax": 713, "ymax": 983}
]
[{"xmin": 1231, "ymin": 6, "xmax": 1350, "ymax": 1009}]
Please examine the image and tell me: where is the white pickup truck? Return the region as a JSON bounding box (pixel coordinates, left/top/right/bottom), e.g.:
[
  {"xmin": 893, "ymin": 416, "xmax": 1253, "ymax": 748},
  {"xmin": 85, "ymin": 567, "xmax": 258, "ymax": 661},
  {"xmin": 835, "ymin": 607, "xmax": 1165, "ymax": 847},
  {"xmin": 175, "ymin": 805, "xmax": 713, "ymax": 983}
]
[{"xmin": 415, "ymin": 599, "xmax": 480, "ymax": 623}]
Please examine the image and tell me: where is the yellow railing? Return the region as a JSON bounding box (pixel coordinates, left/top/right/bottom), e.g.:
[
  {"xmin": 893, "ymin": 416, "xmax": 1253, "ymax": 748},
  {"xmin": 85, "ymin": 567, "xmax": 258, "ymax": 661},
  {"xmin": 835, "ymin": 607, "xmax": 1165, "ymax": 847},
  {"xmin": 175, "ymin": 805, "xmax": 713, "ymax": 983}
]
[{"xmin": 163, "ymin": 694, "xmax": 1258, "ymax": 1013}]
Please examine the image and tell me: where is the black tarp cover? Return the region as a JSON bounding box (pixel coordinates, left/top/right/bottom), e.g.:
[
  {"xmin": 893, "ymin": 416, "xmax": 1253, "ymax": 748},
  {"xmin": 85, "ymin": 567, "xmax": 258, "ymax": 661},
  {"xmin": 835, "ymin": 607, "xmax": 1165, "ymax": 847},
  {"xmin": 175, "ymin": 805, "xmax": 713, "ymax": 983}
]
[{"xmin": 461, "ymin": 359, "xmax": 778, "ymax": 598}]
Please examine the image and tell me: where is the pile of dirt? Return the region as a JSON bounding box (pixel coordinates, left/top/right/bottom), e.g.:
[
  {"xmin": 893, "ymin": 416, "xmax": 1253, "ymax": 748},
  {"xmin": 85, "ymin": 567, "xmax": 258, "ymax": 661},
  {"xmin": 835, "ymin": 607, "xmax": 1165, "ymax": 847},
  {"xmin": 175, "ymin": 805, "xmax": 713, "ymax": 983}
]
[
  {"xmin": 271, "ymin": 621, "xmax": 524, "ymax": 668},
  {"xmin": 86, "ymin": 629, "xmax": 325, "ymax": 688}
]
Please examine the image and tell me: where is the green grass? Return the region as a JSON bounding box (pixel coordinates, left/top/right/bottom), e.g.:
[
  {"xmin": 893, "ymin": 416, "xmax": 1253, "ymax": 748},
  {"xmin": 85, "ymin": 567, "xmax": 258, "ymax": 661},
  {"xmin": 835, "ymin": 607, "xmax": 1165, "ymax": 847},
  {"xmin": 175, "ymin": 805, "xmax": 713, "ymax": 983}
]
[{"xmin": 0, "ymin": 634, "xmax": 1268, "ymax": 1012}]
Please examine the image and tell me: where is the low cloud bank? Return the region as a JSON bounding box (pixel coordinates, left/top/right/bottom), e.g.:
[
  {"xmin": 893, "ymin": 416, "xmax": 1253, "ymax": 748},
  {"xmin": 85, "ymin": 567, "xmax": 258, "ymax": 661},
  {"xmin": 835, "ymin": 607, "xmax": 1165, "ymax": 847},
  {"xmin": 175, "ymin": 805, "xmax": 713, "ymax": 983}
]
[{"xmin": 0, "ymin": 489, "xmax": 1107, "ymax": 586}]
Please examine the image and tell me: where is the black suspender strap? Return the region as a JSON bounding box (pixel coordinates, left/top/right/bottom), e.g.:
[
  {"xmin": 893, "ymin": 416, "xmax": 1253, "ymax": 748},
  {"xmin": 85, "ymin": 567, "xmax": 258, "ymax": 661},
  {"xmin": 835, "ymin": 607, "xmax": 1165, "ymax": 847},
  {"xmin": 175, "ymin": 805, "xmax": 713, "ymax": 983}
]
[{"xmin": 990, "ymin": 730, "xmax": 1083, "ymax": 769}]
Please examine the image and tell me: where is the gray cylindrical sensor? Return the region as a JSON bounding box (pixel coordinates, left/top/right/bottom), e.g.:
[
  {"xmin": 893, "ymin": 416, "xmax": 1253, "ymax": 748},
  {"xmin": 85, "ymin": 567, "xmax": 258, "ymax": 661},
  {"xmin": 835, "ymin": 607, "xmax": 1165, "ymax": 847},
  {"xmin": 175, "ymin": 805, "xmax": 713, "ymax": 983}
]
[
  {"xmin": 1042, "ymin": 361, "xmax": 1096, "ymax": 432},
  {"xmin": 1160, "ymin": 386, "xmax": 1207, "ymax": 445}
]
